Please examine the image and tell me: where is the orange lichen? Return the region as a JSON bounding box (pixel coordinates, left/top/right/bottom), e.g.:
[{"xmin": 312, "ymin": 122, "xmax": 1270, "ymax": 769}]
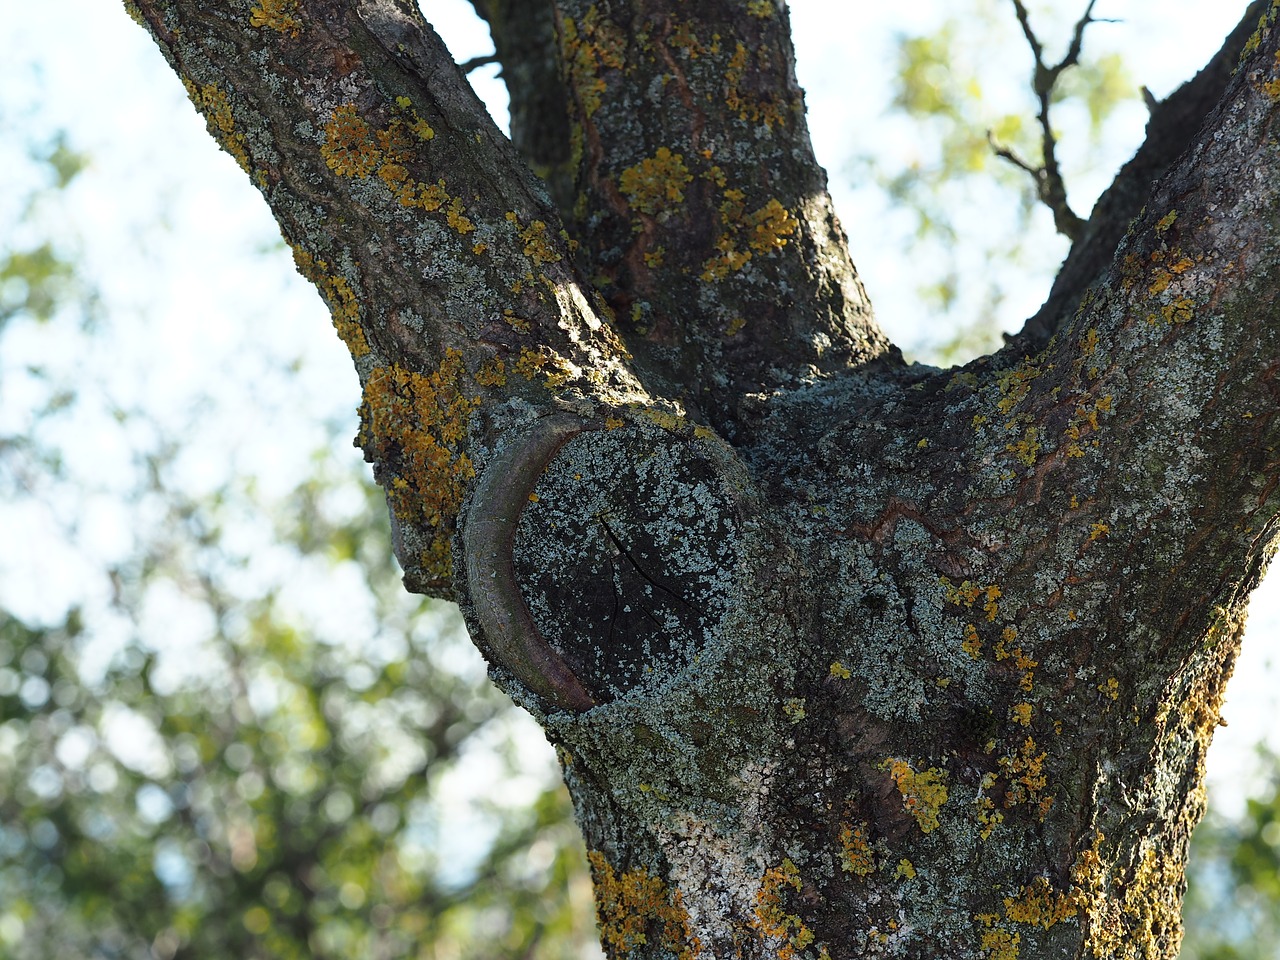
[
  {"xmin": 838, "ymin": 822, "xmax": 875, "ymax": 876},
  {"xmin": 318, "ymin": 103, "xmax": 484, "ymax": 241},
  {"xmin": 357, "ymin": 351, "xmax": 478, "ymax": 580},
  {"xmin": 940, "ymin": 578, "xmax": 1001, "ymax": 622},
  {"xmin": 249, "ymin": 0, "xmax": 301, "ymax": 36},
  {"xmin": 752, "ymin": 859, "xmax": 814, "ymax": 960},
  {"xmin": 321, "ymin": 104, "xmax": 381, "ymax": 177},
  {"xmin": 962, "ymin": 623, "xmax": 983, "ymax": 660},
  {"xmin": 587, "ymin": 851, "xmax": 701, "ymax": 959},
  {"xmin": 883, "ymin": 758, "xmax": 949, "ymax": 833}
]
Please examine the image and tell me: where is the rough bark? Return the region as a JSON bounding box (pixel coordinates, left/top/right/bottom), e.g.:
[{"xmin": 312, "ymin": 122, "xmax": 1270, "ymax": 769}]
[{"xmin": 125, "ymin": 1, "xmax": 1280, "ymax": 958}]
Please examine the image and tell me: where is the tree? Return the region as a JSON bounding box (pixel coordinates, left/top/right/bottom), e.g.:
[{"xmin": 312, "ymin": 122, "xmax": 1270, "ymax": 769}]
[{"xmin": 118, "ymin": 0, "xmax": 1280, "ymax": 957}]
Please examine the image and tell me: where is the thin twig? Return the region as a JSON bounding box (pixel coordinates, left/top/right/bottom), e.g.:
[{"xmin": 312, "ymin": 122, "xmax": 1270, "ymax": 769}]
[
  {"xmin": 994, "ymin": 0, "xmax": 1115, "ymax": 242},
  {"xmin": 459, "ymin": 52, "xmax": 500, "ymax": 74}
]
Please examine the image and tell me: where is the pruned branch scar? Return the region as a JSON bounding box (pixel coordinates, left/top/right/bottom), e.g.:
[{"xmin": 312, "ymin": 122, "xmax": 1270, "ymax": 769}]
[{"xmin": 464, "ymin": 414, "xmax": 598, "ymax": 712}]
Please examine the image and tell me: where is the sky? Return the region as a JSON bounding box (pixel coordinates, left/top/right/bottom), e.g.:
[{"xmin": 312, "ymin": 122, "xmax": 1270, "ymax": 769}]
[{"xmin": 2, "ymin": 0, "xmax": 1275, "ymax": 835}]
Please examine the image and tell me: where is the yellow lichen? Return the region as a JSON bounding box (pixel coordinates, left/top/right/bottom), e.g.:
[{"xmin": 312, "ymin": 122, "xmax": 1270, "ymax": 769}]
[
  {"xmin": 996, "ymin": 359, "xmax": 1041, "ymax": 415},
  {"xmin": 473, "ymin": 357, "xmax": 507, "ymax": 387},
  {"xmin": 292, "ymin": 248, "xmax": 370, "ymax": 358},
  {"xmin": 560, "ymin": 9, "xmax": 626, "ymax": 119},
  {"xmin": 782, "ymin": 698, "xmax": 807, "ymax": 723},
  {"xmin": 701, "ymin": 191, "xmax": 798, "ymax": 281},
  {"xmin": 505, "ymin": 213, "xmax": 562, "ymax": 264},
  {"xmin": 1003, "ymin": 876, "xmax": 1078, "ymax": 930},
  {"xmin": 998, "ymin": 738, "xmax": 1050, "ymax": 815},
  {"xmin": 895, "ymin": 859, "xmax": 917, "ymax": 880},
  {"xmin": 1010, "ymin": 702, "xmax": 1032, "ymax": 727},
  {"xmin": 249, "ymin": 0, "xmax": 300, "ymax": 36},
  {"xmin": 976, "ymin": 772, "xmax": 1004, "ymax": 840},
  {"xmin": 752, "ymin": 860, "xmax": 813, "ymax": 960},
  {"xmin": 883, "ymin": 758, "xmax": 949, "ymax": 833},
  {"xmin": 724, "ymin": 42, "xmax": 789, "ymax": 126},
  {"xmin": 1006, "ymin": 427, "xmax": 1041, "ymax": 467},
  {"xmin": 838, "ymin": 822, "xmax": 875, "ymax": 876},
  {"xmin": 962, "ymin": 623, "xmax": 983, "ymax": 660},
  {"xmin": 183, "ymin": 80, "xmax": 251, "ymax": 172},
  {"xmin": 357, "ymin": 351, "xmax": 478, "ymax": 581},
  {"xmin": 512, "ymin": 348, "xmax": 575, "ymax": 389},
  {"xmin": 619, "ymin": 147, "xmax": 693, "ymax": 215},
  {"xmin": 976, "ymin": 914, "xmax": 1021, "ymax": 960},
  {"xmin": 1072, "ymin": 833, "xmax": 1186, "ymax": 960},
  {"xmin": 587, "ymin": 851, "xmax": 701, "ymax": 959},
  {"xmin": 829, "ymin": 661, "xmax": 851, "ymax": 680}
]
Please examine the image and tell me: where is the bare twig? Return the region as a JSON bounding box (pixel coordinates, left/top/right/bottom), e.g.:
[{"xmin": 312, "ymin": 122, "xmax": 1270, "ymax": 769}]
[
  {"xmin": 459, "ymin": 52, "xmax": 500, "ymax": 74},
  {"xmin": 992, "ymin": 0, "xmax": 1116, "ymax": 242}
]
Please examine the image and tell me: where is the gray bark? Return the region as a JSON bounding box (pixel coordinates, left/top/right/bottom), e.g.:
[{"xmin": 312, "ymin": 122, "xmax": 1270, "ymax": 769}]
[{"xmin": 126, "ymin": 0, "xmax": 1280, "ymax": 957}]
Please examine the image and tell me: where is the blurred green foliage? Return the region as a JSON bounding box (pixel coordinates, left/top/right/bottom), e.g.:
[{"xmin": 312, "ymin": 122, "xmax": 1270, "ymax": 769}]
[{"xmin": 1183, "ymin": 751, "xmax": 1280, "ymax": 960}]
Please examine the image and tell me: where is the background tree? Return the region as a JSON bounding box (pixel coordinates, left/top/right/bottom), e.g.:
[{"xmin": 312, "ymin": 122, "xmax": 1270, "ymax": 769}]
[{"xmin": 7, "ymin": 0, "xmax": 1280, "ymax": 957}]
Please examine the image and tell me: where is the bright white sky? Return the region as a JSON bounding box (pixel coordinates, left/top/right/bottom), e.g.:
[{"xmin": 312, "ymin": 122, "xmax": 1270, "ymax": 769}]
[{"xmin": 2, "ymin": 0, "xmax": 1274, "ymax": 831}]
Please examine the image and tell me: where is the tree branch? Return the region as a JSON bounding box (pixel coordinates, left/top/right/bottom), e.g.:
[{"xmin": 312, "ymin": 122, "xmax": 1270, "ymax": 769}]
[
  {"xmin": 985, "ymin": 4, "xmax": 1280, "ymax": 678},
  {"xmin": 546, "ymin": 0, "xmax": 896, "ymax": 440}
]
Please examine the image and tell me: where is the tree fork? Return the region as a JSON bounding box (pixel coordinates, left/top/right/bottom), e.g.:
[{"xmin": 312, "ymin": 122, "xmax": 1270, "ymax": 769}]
[{"xmin": 124, "ymin": 0, "xmax": 1280, "ymax": 957}]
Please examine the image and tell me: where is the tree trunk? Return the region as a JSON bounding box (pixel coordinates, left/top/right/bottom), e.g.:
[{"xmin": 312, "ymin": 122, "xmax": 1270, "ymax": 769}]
[{"xmin": 124, "ymin": 1, "xmax": 1280, "ymax": 956}]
